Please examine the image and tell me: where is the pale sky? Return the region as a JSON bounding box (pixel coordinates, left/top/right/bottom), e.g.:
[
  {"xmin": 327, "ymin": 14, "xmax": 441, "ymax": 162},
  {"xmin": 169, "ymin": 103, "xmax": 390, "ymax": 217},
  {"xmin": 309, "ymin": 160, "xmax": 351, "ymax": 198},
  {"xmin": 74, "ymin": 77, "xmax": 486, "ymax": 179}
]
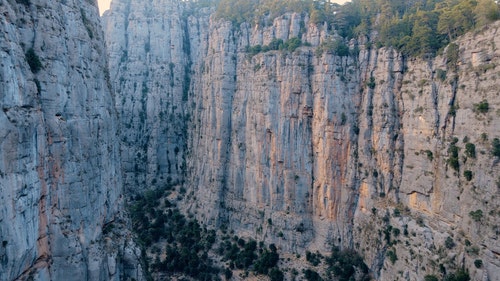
[{"xmin": 98, "ymin": 0, "xmax": 111, "ymax": 15}]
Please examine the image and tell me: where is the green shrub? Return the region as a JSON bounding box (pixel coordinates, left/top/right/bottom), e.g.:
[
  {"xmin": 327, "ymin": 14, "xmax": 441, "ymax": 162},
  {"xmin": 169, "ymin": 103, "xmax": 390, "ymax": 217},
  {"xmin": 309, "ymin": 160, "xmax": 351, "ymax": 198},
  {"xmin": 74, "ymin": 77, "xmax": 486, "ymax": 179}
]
[
  {"xmin": 416, "ymin": 216, "xmax": 425, "ymax": 227},
  {"xmin": 386, "ymin": 250, "xmax": 397, "ymax": 264},
  {"xmin": 469, "ymin": 210, "xmax": 483, "ymax": 222},
  {"xmin": 306, "ymin": 251, "xmax": 322, "ymax": 266},
  {"xmin": 268, "ymin": 267, "xmax": 284, "ymax": 281},
  {"xmin": 474, "ymin": 100, "xmax": 489, "ymax": 113},
  {"xmin": 224, "ymin": 267, "xmax": 233, "ymax": 279},
  {"xmin": 333, "ymin": 40, "xmax": 350, "ymax": 56},
  {"xmin": 445, "ymin": 237, "xmax": 455, "ymax": 249},
  {"xmin": 285, "ymin": 37, "xmax": 302, "ymax": 52},
  {"xmin": 448, "ymin": 157, "xmax": 459, "ymax": 171},
  {"xmin": 393, "ymin": 208, "xmax": 401, "ymax": 217},
  {"xmin": 443, "ymin": 269, "xmax": 470, "ymax": 281},
  {"xmin": 424, "ymin": 275, "xmax": 439, "ymax": 281},
  {"xmin": 246, "ymin": 44, "xmax": 262, "ymax": 56},
  {"xmin": 316, "ymin": 39, "xmax": 350, "ymax": 56},
  {"xmin": 254, "ymin": 245, "xmax": 279, "ymax": 274},
  {"xmin": 326, "ymin": 246, "xmax": 368, "ymax": 280},
  {"xmin": 463, "ymin": 170, "xmax": 473, "ymax": 181},
  {"xmin": 436, "ymin": 69, "xmax": 447, "ymax": 81},
  {"xmin": 448, "ymin": 142, "xmax": 460, "ymax": 171},
  {"xmin": 449, "ymin": 104, "xmax": 458, "ymax": 117},
  {"xmin": 246, "ymin": 37, "xmax": 302, "ymax": 56},
  {"xmin": 267, "ymin": 38, "xmax": 284, "ymax": 50},
  {"xmin": 492, "ymin": 138, "xmax": 500, "ymax": 157},
  {"xmin": 25, "ymin": 48, "xmax": 42, "ymax": 73},
  {"xmin": 481, "ymin": 133, "xmax": 488, "ymax": 142},
  {"xmin": 352, "ymin": 124, "xmax": 360, "ymax": 135},
  {"xmin": 16, "ymin": 0, "xmax": 30, "ymax": 6},
  {"xmin": 425, "ymin": 150, "xmax": 434, "ymax": 161},
  {"xmin": 465, "ymin": 143, "xmax": 476, "ymax": 158},
  {"xmin": 340, "ymin": 112, "xmax": 347, "ymax": 125},
  {"xmin": 403, "ymin": 225, "xmax": 409, "ymax": 236},
  {"xmin": 384, "ymin": 225, "xmax": 393, "ymax": 244},
  {"xmin": 303, "ymin": 269, "xmax": 323, "ymax": 281},
  {"xmin": 367, "ymin": 76, "xmax": 376, "ymax": 89},
  {"xmin": 446, "ymin": 43, "xmax": 460, "ymax": 71}
]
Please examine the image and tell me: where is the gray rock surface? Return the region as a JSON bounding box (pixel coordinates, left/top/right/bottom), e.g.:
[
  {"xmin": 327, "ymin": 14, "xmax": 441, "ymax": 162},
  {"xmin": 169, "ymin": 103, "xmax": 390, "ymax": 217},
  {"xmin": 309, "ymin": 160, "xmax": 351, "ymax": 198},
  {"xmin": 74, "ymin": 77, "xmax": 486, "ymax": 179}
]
[
  {"xmin": 0, "ymin": 0, "xmax": 142, "ymax": 280},
  {"xmin": 5, "ymin": 0, "xmax": 496, "ymax": 279},
  {"xmin": 103, "ymin": 0, "xmax": 190, "ymax": 193},
  {"xmin": 3, "ymin": 0, "xmax": 497, "ymax": 279},
  {"xmin": 102, "ymin": 1, "xmax": 499, "ymax": 280},
  {"xmin": 104, "ymin": 0, "xmax": 500, "ymax": 280}
]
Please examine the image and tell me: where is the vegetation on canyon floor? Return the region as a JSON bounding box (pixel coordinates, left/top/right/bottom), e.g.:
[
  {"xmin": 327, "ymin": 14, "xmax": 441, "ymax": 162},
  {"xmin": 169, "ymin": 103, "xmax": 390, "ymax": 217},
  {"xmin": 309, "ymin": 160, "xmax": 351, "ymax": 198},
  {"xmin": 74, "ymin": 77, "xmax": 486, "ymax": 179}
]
[
  {"xmin": 126, "ymin": 185, "xmax": 474, "ymax": 280},
  {"xmin": 128, "ymin": 185, "xmax": 370, "ymax": 281}
]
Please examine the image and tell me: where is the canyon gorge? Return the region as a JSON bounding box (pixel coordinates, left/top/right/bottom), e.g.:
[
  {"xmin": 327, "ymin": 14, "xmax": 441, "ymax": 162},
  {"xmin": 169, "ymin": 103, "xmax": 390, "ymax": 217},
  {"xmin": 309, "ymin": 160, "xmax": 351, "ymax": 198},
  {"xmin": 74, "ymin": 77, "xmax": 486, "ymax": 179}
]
[{"xmin": 1, "ymin": 0, "xmax": 499, "ymax": 280}]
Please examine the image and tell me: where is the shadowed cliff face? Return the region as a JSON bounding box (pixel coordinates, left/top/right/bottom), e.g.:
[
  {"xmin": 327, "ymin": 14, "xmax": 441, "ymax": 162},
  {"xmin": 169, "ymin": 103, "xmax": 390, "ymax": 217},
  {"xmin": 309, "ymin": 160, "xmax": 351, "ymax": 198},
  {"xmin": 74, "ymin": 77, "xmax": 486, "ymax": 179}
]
[
  {"xmin": 0, "ymin": 0, "xmax": 141, "ymax": 280},
  {"xmin": 103, "ymin": 0, "xmax": 190, "ymax": 194},
  {"xmin": 104, "ymin": 0, "xmax": 500, "ymax": 280}
]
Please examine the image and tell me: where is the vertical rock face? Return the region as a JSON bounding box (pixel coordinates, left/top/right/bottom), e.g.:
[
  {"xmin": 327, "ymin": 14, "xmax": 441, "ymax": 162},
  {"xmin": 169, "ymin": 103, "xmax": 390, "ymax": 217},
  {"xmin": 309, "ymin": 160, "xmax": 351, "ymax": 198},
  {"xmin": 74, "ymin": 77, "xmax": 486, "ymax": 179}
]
[
  {"xmin": 355, "ymin": 26, "xmax": 500, "ymax": 280},
  {"xmin": 0, "ymin": 0, "xmax": 141, "ymax": 280},
  {"xmin": 103, "ymin": 0, "xmax": 191, "ymax": 193},
  {"xmin": 104, "ymin": 0, "xmax": 500, "ymax": 280},
  {"xmin": 186, "ymin": 17, "xmax": 363, "ymax": 252}
]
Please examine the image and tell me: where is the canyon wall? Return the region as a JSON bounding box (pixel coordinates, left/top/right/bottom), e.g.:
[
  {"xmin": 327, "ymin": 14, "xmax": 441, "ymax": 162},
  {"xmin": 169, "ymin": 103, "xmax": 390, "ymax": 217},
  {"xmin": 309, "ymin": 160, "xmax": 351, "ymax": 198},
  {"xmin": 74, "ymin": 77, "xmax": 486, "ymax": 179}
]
[
  {"xmin": 104, "ymin": 0, "xmax": 500, "ymax": 280},
  {"xmin": 103, "ymin": 0, "xmax": 191, "ymax": 193},
  {"xmin": 358, "ymin": 27, "xmax": 500, "ymax": 279},
  {"xmin": 0, "ymin": 0, "xmax": 141, "ymax": 280}
]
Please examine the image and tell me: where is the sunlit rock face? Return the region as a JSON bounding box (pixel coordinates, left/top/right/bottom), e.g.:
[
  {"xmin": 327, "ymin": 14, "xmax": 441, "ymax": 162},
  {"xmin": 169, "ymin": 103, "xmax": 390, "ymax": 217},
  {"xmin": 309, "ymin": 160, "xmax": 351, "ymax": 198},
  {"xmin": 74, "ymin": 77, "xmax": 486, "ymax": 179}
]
[
  {"xmin": 0, "ymin": 0, "xmax": 141, "ymax": 280},
  {"xmin": 104, "ymin": 0, "xmax": 500, "ymax": 279}
]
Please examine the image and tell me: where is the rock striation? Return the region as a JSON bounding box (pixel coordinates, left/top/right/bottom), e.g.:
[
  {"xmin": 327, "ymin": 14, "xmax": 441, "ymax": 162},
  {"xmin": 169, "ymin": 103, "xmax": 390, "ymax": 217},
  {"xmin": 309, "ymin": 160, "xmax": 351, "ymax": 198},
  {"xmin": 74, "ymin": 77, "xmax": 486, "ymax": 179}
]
[
  {"xmin": 102, "ymin": 1, "xmax": 500, "ymax": 280},
  {"xmin": 103, "ymin": 0, "xmax": 191, "ymax": 193},
  {"xmin": 0, "ymin": 0, "xmax": 141, "ymax": 280}
]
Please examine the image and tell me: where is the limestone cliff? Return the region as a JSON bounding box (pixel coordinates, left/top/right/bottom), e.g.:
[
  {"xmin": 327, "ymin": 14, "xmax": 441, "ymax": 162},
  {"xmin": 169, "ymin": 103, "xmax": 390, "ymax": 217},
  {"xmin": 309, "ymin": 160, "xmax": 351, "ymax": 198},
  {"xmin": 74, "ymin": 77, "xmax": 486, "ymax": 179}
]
[
  {"xmin": 0, "ymin": 0, "xmax": 141, "ymax": 280},
  {"xmin": 104, "ymin": 0, "xmax": 500, "ymax": 280},
  {"xmin": 102, "ymin": 0, "xmax": 191, "ymax": 193}
]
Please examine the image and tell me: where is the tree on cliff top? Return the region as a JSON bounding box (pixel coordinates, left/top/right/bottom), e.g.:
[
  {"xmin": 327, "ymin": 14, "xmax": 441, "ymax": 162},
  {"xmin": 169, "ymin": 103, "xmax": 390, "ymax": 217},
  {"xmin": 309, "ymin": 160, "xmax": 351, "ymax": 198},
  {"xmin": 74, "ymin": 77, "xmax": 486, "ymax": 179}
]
[
  {"xmin": 336, "ymin": 0, "xmax": 500, "ymax": 56},
  {"xmin": 210, "ymin": 0, "xmax": 499, "ymax": 57},
  {"xmin": 214, "ymin": 0, "xmax": 338, "ymax": 25}
]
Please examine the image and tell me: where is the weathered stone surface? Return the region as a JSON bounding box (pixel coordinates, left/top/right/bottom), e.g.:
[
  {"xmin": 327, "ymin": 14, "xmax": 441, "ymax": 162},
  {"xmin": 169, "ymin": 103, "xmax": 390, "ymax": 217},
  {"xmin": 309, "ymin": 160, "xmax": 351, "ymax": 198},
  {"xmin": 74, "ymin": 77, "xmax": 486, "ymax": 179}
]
[
  {"xmin": 103, "ymin": 0, "xmax": 191, "ymax": 194},
  {"xmin": 104, "ymin": 1, "xmax": 500, "ymax": 280},
  {"xmin": 4, "ymin": 0, "xmax": 498, "ymax": 279},
  {"xmin": 0, "ymin": 0, "xmax": 141, "ymax": 280}
]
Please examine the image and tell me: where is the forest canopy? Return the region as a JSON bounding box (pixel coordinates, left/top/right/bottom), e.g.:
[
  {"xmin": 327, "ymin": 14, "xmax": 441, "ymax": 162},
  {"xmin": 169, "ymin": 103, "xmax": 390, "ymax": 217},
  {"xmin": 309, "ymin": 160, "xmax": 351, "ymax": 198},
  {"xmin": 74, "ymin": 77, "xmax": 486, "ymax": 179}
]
[
  {"xmin": 197, "ymin": 0, "xmax": 500, "ymax": 57},
  {"xmin": 339, "ymin": 0, "xmax": 500, "ymax": 56},
  {"xmin": 213, "ymin": 0, "xmax": 339, "ymax": 25}
]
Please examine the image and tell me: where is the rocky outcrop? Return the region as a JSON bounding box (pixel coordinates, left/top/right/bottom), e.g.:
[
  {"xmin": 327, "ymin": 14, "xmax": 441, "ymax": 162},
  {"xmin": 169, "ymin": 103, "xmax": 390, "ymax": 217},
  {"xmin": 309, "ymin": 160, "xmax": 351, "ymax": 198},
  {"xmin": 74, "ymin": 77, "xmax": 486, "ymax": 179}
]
[
  {"xmin": 0, "ymin": 0, "xmax": 141, "ymax": 280},
  {"xmin": 186, "ymin": 16, "xmax": 362, "ymax": 252},
  {"xmin": 356, "ymin": 26, "xmax": 500, "ymax": 280},
  {"xmin": 104, "ymin": 0, "xmax": 500, "ymax": 280},
  {"xmin": 103, "ymin": 0, "xmax": 192, "ymax": 193}
]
